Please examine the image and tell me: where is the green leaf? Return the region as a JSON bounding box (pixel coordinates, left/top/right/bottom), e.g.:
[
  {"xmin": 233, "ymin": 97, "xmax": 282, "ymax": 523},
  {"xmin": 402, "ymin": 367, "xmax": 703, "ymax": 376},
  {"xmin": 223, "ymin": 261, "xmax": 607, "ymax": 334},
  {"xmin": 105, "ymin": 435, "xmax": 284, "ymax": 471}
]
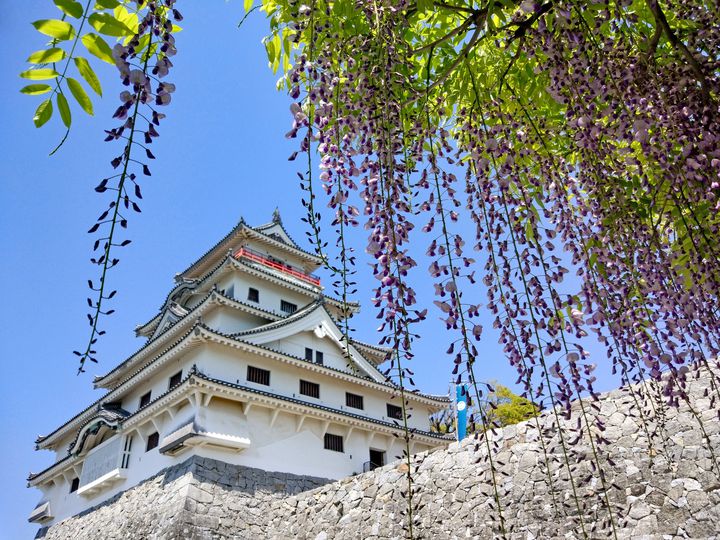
[
  {"xmin": 88, "ymin": 13, "xmax": 134, "ymax": 36},
  {"xmin": 33, "ymin": 99, "xmax": 53, "ymax": 128},
  {"xmin": 67, "ymin": 77, "xmax": 94, "ymax": 115},
  {"xmin": 74, "ymin": 57, "xmax": 102, "ymax": 96},
  {"xmin": 20, "ymin": 84, "xmax": 52, "ymax": 95},
  {"xmin": 54, "ymin": 0, "xmax": 84, "ymax": 18},
  {"xmin": 57, "ymin": 93, "xmax": 72, "ymax": 127},
  {"xmin": 94, "ymin": 0, "xmax": 120, "ymax": 8},
  {"xmin": 81, "ymin": 33, "xmax": 114, "ymax": 64},
  {"xmin": 27, "ymin": 48, "xmax": 66, "ymax": 64},
  {"xmin": 32, "ymin": 19, "xmax": 76, "ymax": 41},
  {"xmin": 113, "ymin": 5, "xmax": 138, "ymax": 33},
  {"xmin": 244, "ymin": 0, "xmax": 253, "ymax": 11},
  {"xmin": 20, "ymin": 68, "xmax": 60, "ymax": 80}
]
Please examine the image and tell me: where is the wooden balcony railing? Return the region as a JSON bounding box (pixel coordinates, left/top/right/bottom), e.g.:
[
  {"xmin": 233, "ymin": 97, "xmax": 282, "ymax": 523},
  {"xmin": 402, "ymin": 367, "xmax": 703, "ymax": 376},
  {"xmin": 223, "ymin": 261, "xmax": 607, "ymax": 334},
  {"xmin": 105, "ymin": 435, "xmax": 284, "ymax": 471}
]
[{"xmin": 234, "ymin": 248, "xmax": 321, "ymax": 287}]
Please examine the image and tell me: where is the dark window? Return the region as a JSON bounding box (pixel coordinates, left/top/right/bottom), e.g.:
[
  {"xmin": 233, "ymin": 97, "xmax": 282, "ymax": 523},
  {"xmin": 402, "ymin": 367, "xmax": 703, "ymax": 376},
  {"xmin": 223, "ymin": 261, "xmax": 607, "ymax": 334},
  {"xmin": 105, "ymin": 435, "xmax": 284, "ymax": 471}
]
[
  {"xmin": 346, "ymin": 392, "xmax": 364, "ymax": 410},
  {"xmin": 139, "ymin": 391, "xmax": 152, "ymax": 409},
  {"xmin": 121, "ymin": 436, "xmax": 133, "ymax": 468},
  {"xmin": 70, "ymin": 477, "xmax": 79, "ymax": 493},
  {"xmin": 280, "ymin": 300, "xmax": 297, "ymax": 314},
  {"xmin": 247, "ymin": 365, "xmax": 270, "ymax": 386},
  {"xmin": 168, "ymin": 370, "xmax": 182, "ymax": 390},
  {"xmin": 315, "ymin": 351, "xmax": 324, "ymax": 365},
  {"xmin": 248, "ymin": 287, "xmax": 259, "ymax": 302},
  {"xmin": 225, "ymin": 284, "xmax": 235, "ymax": 298},
  {"xmin": 146, "ymin": 432, "xmax": 159, "ymax": 452},
  {"xmin": 387, "ymin": 404, "xmax": 403, "ymax": 420},
  {"xmin": 324, "ymin": 433, "xmax": 344, "ymax": 453},
  {"xmin": 305, "ymin": 347, "xmax": 313, "ymax": 361},
  {"xmin": 369, "ymin": 449, "xmax": 385, "ymax": 470},
  {"xmin": 299, "ymin": 380, "xmax": 320, "ymax": 398}
]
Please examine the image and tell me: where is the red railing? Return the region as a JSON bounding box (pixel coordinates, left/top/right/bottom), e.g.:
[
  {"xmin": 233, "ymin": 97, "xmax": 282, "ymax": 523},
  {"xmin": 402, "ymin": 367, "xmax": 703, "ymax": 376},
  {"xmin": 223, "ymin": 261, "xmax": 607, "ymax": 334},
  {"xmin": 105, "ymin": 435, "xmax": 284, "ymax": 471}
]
[{"xmin": 234, "ymin": 248, "xmax": 321, "ymax": 287}]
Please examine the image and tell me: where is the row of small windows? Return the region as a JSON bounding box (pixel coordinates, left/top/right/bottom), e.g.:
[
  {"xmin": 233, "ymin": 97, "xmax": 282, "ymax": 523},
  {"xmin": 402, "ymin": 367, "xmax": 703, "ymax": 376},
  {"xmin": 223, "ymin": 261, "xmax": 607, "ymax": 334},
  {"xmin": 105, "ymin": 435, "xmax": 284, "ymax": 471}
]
[
  {"xmin": 246, "ymin": 364, "xmax": 402, "ymax": 419},
  {"xmin": 223, "ymin": 283, "xmax": 299, "ymax": 316},
  {"xmin": 138, "ymin": 370, "xmax": 183, "ymax": 409},
  {"xmin": 304, "ymin": 347, "xmax": 323, "ymax": 365}
]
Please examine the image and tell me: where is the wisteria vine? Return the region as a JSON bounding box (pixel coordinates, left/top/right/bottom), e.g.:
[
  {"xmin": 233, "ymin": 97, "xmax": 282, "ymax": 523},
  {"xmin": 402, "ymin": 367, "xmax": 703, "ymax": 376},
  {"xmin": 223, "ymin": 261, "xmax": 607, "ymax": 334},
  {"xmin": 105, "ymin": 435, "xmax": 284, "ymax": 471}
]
[{"xmin": 75, "ymin": 1, "xmax": 179, "ymax": 372}]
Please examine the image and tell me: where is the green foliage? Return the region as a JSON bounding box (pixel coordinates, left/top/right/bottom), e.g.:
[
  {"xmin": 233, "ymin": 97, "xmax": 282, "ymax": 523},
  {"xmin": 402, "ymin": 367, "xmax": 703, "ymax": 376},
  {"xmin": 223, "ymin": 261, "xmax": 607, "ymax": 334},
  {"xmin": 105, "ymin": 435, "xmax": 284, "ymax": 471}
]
[
  {"xmin": 53, "ymin": 0, "xmax": 84, "ymax": 19},
  {"xmin": 74, "ymin": 57, "xmax": 102, "ymax": 96},
  {"xmin": 20, "ymin": 84, "xmax": 53, "ymax": 96},
  {"xmin": 432, "ymin": 384, "xmax": 538, "ymax": 434},
  {"xmin": 20, "ymin": 68, "xmax": 60, "ymax": 80},
  {"xmin": 57, "ymin": 92, "xmax": 72, "ymax": 127},
  {"xmin": 67, "ymin": 77, "xmax": 93, "ymax": 115},
  {"xmin": 87, "ymin": 12, "xmax": 133, "ymax": 36},
  {"xmin": 32, "ymin": 19, "xmax": 76, "ymax": 41},
  {"xmin": 484, "ymin": 385, "xmax": 539, "ymax": 428},
  {"xmin": 26, "ymin": 48, "xmax": 66, "ymax": 64},
  {"xmin": 33, "ymin": 98, "xmax": 53, "ymax": 128},
  {"xmin": 81, "ymin": 33, "xmax": 115, "ymax": 64}
]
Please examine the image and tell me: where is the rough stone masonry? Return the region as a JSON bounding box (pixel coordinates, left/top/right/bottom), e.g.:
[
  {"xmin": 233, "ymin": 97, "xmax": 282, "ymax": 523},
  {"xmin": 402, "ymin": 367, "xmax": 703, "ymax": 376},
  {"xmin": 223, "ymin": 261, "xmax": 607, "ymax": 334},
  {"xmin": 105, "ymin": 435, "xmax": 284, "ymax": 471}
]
[{"xmin": 36, "ymin": 368, "xmax": 720, "ymax": 539}]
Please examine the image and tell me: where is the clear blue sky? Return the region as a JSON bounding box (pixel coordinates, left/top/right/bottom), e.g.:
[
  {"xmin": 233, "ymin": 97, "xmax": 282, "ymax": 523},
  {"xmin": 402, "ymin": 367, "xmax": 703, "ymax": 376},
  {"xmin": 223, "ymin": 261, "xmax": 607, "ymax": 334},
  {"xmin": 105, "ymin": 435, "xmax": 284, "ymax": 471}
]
[{"xmin": 0, "ymin": 3, "xmax": 612, "ymax": 538}]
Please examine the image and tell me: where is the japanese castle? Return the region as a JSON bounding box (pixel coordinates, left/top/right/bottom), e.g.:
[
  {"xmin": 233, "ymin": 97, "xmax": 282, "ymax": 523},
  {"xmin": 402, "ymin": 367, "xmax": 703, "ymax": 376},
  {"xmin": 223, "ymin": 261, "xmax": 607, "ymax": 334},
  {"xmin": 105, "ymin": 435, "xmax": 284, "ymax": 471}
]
[{"xmin": 28, "ymin": 212, "xmax": 450, "ymax": 526}]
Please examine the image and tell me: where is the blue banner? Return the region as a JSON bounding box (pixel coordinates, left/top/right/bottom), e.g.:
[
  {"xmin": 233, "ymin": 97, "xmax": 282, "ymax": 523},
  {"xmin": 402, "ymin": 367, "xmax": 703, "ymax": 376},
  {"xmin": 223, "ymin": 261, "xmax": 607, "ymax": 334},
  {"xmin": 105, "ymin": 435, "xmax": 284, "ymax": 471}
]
[{"xmin": 456, "ymin": 384, "xmax": 468, "ymax": 442}]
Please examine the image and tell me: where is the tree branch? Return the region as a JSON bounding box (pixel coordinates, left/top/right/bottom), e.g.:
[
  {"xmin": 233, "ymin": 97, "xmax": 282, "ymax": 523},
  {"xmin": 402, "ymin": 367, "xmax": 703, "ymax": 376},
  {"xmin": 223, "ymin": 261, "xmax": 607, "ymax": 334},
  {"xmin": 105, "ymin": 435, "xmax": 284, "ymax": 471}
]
[{"xmin": 646, "ymin": 0, "xmax": 713, "ymax": 101}]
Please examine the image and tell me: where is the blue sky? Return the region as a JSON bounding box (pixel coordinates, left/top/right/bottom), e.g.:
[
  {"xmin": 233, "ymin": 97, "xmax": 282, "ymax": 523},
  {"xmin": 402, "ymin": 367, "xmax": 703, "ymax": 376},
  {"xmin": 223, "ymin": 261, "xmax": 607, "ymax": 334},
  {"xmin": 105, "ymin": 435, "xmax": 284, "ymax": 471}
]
[{"xmin": 0, "ymin": 2, "xmax": 614, "ymax": 538}]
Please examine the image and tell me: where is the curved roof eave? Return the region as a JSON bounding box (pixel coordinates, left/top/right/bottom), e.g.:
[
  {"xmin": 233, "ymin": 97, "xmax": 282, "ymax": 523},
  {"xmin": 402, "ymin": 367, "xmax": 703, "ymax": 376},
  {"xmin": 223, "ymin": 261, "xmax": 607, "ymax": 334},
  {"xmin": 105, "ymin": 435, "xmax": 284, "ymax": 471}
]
[
  {"xmin": 94, "ymin": 288, "xmax": 281, "ymax": 388},
  {"xmin": 177, "ymin": 220, "xmax": 323, "ymax": 280}
]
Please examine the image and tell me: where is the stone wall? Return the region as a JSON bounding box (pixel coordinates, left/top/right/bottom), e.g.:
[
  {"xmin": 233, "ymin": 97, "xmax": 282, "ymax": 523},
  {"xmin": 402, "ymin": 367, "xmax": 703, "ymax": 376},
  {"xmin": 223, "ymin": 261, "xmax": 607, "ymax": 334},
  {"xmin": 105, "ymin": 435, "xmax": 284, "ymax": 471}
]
[
  {"xmin": 263, "ymin": 374, "xmax": 720, "ymax": 539},
  {"xmin": 36, "ymin": 369, "xmax": 720, "ymax": 539},
  {"xmin": 35, "ymin": 458, "xmax": 331, "ymax": 540}
]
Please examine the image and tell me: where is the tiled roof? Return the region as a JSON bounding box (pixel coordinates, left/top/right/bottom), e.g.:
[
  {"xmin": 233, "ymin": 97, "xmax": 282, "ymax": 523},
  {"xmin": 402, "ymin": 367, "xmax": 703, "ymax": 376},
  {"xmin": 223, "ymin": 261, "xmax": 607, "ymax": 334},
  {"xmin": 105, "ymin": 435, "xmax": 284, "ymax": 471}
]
[
  {"xmin": 137, "ymin": 252, "xmax": 357, "ymax": 337},
  {"xmin": 177, "ymin": 218, "xmax": 322, "ymax": 279},
  {"xmin": 67, "ymin": 406, "xmax": 131, "ymax": 455},
  {"xmin": 29, "ymin": 369, "xmax": 450, "ymax": 483},
  {"xmin": 231, "ymin": 298, "xmax": 325, "ymax": 337},
  {"xmin": 38, "ymin": 311, "xmax": 448, "ymax": 450},
  {"xmin": 193, "ymin": 371, "xmax": 451, "ymax": 441},
  {"xmin": 95, "ymin": 288, "xmax": 282, "ymax": 387},
  {"xmin": 36, "ymin": 324, "xmax": 205, "ymax": 447}
]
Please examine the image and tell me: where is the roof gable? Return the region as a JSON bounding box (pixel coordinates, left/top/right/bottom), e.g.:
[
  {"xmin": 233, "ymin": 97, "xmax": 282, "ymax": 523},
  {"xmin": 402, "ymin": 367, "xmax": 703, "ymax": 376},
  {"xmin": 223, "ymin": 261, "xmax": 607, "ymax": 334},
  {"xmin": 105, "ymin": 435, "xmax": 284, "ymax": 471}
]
[
  {"xmin": 177, "ymin": 215, "xmax": 322, "ymax": 280},
  {"xmin": 234, "ymin": 301, "xmax": 386, "ymax": 383},
  {"xmin": 252, "ymin": 221, "xmax": 298, "ymax": 248}
]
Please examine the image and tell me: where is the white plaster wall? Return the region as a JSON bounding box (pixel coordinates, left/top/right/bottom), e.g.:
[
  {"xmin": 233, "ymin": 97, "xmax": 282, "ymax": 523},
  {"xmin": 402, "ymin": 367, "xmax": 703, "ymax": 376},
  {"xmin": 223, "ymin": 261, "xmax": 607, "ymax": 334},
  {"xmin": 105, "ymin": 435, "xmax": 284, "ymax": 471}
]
[
  {"xmin": 35, "ymin": 413, "xmax": 183, "ymax": 528},
  {"xmin": 194, "ymin": 407, "xmax": 421, "ymax": 480},
  {"xmin": 222, "ymin": 272, "xmax": 310, "ymax": 316},
  {"xmin": 203, "ymin": 305, "xmax": 267, "ymax": 334},
  {"xmin": 279, "ymin": 332, "xmax": 358, "ymax": 373},
  {"xmin": 34, "ymin": 386, "xmax": 437, "ymax": 527},
  {"xmin": 121, "ymin": 346, "xmax": 203, "ymax": 414},
  {"xmin": 195, "ymin": 342, "xmax": 435, "ymax": 431},
  {"xmin": 32, "ymin": 243, "xmax": 441, "ymax": 527}
]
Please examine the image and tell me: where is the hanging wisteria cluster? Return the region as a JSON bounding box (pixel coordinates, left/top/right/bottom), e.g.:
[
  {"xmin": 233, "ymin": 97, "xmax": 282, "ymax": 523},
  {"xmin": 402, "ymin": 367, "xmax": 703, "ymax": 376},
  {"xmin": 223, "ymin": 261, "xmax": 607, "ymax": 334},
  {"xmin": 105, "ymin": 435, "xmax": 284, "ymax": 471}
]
[
  {"xmin": 21, "ymin": 0, "xmax": 719, "ymax": 537},
  {"xmin": 268, "ymin": 0, "xmax": 720, "ymax": 536}
]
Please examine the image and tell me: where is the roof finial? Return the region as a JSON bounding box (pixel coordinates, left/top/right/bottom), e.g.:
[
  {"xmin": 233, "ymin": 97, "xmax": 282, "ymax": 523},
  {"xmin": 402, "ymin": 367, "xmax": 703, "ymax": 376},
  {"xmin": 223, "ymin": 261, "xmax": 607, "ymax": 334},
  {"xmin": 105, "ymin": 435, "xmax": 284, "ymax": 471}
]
[{"xmin": 272, "ymin": 207, "xmax": 282, "ymax": 225}]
